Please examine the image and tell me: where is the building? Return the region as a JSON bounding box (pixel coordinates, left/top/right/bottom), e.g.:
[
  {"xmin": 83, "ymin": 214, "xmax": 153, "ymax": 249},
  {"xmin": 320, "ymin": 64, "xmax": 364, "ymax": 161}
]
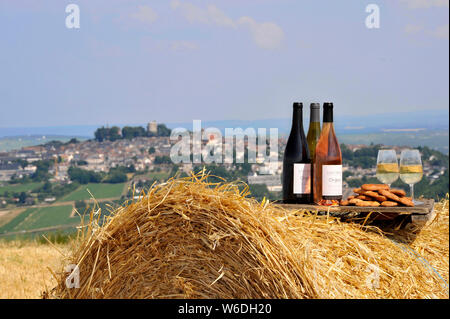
[{"xmin": 147, "ymin": 121, "xmax": 158, "ymax": 134}]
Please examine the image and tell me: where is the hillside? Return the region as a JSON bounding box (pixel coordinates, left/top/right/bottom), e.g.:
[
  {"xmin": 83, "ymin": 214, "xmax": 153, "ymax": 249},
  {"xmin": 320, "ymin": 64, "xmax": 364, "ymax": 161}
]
[{"xmin": 0, "ymin": 135, "xmax": 87, "ymax": 152}]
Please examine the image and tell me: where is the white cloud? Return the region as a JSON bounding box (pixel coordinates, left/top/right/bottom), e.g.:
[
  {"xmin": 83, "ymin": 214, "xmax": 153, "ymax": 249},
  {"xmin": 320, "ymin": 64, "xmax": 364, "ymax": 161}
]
[
  {"xmin": 399, "ymin": 0, "xmax": 449, "ymax": 8},
  {"xmin": 171, "ymin": 0, "xmax": 208, "ymax": 24},
  {"xmin": 170, "ymin": 0, "xmax": 235, "ymax": 27},
  {"xmin": 432, "ymin": 24, "xmax": 449, "ymax": 39},
  {"xmin": 170, "ymin": 0, "xmax": 284, "ymax": 49},
  {"xmin": 129, "ymin": 5, "xmax": 158, "ymax": 25},
  {"xmin": 207, "ymin": 5, "xmax": 236, "ymax": 28},
  {"xmin": 238, "ymin": 17, "xmax": 284, "ymax": 49}
]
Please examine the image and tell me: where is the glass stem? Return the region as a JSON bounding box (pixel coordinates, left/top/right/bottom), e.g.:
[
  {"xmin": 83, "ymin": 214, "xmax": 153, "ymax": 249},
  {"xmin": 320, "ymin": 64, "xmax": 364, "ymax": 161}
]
[{"xmin": 410, "ymin": 183, "xmax": 414, "ymax": 202}]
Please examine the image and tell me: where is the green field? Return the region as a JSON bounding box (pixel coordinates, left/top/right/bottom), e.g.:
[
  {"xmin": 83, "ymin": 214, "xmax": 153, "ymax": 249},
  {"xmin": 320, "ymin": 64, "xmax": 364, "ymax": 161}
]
[
  {"xmin": 0, "ymin": 208, "xmax": 35, "ymax": 233},
  {"xmin": 58, "ymin": 183, "xmax": 126, "ymax": 202},
  {"xmin": 15, "ymin": 205, "xmax": 76, "ymax": 231},
  {"xmin": 0, "ymin": 205, "xmax": 77, "ymax": 233},
  {"xmin": 144, "ymin": 171, "xmax": 171, "ymax": 181},
  {"xmin": 0, "ymin": 182, "xmax": 43, "ymax": 195},
  {"xmin": 0, "ymin": 200, "xmax": 121, "ymax": 237}
]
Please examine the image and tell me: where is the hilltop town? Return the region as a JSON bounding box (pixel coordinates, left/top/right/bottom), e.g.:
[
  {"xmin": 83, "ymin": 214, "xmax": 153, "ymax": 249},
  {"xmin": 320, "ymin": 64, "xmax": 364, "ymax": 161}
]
[{"xmin": 0, "ymin": 122, "xmax": 448, "ymax": 211}]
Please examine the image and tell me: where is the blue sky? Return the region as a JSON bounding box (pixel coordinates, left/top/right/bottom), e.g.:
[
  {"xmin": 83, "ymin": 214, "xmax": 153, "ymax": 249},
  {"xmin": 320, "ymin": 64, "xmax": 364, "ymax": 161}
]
[{"xmin": 0, "ymin": 0, "xmax": 448, "ymax": 128}]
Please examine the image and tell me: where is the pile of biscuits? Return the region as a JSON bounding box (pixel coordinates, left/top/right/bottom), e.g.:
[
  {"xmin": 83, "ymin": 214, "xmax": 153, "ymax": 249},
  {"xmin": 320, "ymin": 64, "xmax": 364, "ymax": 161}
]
[{"xmin": 340, "ymin": 184, "xmax": 414, "ymax": 207}]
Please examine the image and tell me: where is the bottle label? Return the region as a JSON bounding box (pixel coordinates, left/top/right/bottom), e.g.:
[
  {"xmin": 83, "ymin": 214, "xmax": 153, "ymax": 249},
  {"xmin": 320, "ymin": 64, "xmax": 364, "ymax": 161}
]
[
  {"xmin": 322, "ymin": 165, "xmax": 342, "ymax": 196},
  {"xmin": 293, "ymin": 163, "xmax": 311, "ymax": 194}
]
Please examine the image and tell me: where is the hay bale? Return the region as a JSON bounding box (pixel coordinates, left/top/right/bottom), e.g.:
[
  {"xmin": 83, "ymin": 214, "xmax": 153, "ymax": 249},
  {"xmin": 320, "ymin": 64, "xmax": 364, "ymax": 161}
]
[{"xmin": 50, "ymin": 175, "xmax": 449, "ymax": 299}]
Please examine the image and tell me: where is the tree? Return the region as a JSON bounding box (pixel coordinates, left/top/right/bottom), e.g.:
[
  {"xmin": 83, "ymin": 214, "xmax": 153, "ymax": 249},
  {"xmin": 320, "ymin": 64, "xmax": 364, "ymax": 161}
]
[
  {"xmin": 149, "ymin": 147, "xmax": 156, "ymax": 154},
  {"xmin": 247, "ymin": 184, "xmax": 279, "ymax": 201},
  {"xmin": 31, "ymin": 160, "xmax": 52, "ymax": 181},
  {"xmin": 76, "ymin": 160, "xmax": 88, "ymax": 166},
  {"xmin": 14, "ymin": 159, "xmax": 28, "ymax": 169},
  {"xmin": 68, "ymin": 167, "xmax": 103, "ymax": 184},
  {"xmin": 154, "ymin": 156, "xmax": 172, "ymax": 164},
  {"xmin": 67, "ymin": 138, "xmax": 79, "ymax": 144},
  {"xmin": 42, "ymin": 181, "xmax": 52, "ymax": 193},
  {"xmin": 94, "ymin": 126, "xmax": 121, "ymax": 142},
  {"xmin": 18, "ymin": 192, "xmax": 27, "ymax": 204},
  {"xmin": 41, "ymin": 140, "xmax": 64, "ymax": 148},
  {"xmin": 341, "ymin": 144, "xmax": 380, "ymax": 169},
  {"xmin": 105, "ymin": 171, "xmax": 127, "ymax": 183},
  {"xmin": 156, "ymin": 124, "xmax": 171, "ymax": 137},
  {"xmin": 343, "ymin": 171, "xmax": 353, "ymax": 180},
  {"xmin": 122, "ymin": 126, "xmax": 146, "ymax": 140}
]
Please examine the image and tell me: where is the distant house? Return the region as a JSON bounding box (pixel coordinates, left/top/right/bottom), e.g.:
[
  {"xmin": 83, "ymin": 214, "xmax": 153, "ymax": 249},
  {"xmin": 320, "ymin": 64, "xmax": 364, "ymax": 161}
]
[{"xmin": 0, "ymin": 162, "xmax": 21, "ymax": 181}]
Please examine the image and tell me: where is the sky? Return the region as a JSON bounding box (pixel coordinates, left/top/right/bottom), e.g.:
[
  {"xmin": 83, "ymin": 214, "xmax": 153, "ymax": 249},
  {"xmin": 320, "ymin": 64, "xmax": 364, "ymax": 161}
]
[{"xmin": 0, "ymin": 0, "xmax": 448, "ymax": 128}]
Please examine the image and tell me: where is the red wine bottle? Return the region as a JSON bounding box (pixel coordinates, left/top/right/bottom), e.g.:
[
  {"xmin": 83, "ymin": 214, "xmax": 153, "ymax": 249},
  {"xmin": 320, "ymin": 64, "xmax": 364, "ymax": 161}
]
[
  {"xmin": 313, "ymin": 102, "xmax": 342, "ymax": 205},
  {"xmin": 282, "ymin": 102, "xmax": 312, "ymax": 203}
]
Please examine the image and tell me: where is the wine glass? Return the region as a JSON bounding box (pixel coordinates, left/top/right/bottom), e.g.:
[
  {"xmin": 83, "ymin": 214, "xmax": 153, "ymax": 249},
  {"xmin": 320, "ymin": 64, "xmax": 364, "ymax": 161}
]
[
  {"xmin": 376, "ymin": 149, "xmax": 399, "ymax": 188},
  {"xmin": 400, "ymin": 149, "xmax": 423, "ymax": 205}
]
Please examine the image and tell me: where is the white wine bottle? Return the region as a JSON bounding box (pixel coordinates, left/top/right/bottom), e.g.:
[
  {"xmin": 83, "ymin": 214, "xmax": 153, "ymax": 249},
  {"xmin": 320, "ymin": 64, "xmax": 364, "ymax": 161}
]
[
  {"xmin": 306, "ymin": 103, "xmax": 321, "ymax": 200},
  {"xmin": 306, "ymin": 103, "xmax": 321, "ymax": 160}
]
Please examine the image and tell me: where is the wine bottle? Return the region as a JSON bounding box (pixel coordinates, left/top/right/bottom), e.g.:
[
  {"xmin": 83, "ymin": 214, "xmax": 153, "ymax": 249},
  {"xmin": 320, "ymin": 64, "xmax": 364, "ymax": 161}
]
[
  {"xmin": 307, "ymin": 103, "xmax": 321, "ymax": 200},
  {"xmin": 313, "ymin": 102, "xmax": 342, "ymax": 205},
  {"xmin": 306, "ymin": 103, "xmax": 321, "ymax": 160},
  {"xmin": 282, "ymin": 102, "xmax": 312, "ymax": 204}
]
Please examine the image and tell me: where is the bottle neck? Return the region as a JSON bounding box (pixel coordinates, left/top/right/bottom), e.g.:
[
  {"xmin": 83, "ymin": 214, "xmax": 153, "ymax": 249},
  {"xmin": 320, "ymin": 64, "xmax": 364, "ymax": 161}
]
[
  {"xmin": 323, "ymin": 108, "xmax": 333, "ymax": 123},
  {"xmin": 310, "ymin": 108, "xmax": 320, "ymax": 123},
  {"xmin": 291, "ymin": 107, "xmax": 304, "ymax": 133}
]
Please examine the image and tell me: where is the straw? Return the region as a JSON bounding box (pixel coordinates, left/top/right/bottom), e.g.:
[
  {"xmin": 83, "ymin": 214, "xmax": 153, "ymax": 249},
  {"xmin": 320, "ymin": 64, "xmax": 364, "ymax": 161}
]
[{"xmin": 49, "ymin": 173, "xmax": 449, "ymax": 299}]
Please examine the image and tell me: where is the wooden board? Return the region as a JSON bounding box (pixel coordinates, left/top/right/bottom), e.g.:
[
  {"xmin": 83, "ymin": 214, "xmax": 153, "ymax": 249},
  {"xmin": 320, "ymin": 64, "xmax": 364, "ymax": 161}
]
[{"xmin": 275, "ymin": 199, "xmax": 435, "ymax": 219}]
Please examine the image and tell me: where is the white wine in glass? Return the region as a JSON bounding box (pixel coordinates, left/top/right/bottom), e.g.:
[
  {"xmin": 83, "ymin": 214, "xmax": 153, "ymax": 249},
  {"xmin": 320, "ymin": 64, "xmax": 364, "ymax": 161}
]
[
  {"xmin": 400, "ymin": 149, "xmax": 423, "ymax": 205},
  {"xmin": 376, "ymin": 150, "xmax": 399, "ymax": 187}
]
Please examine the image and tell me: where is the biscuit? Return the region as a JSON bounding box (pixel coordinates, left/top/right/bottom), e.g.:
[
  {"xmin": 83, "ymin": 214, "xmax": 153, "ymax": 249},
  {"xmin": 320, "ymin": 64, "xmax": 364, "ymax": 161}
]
[
  {"xmin": 353, "ymin": 188, "xmax": 362, "ymax": 194},
  {"xmin": 340, "ymin": 200, "xmax": 349, "ymax": 206},
  {"xmin": 356, "ymin": 195, "xmax": 372, "ymax": 201},
  {"xmin": 398, "ymin": 197, "xmax": 414, "ymax": 207},
  {"xmin": 378, "ymin": 190, "xmax": 414, "ymax": 206},
  {"xmin": 361, "ymin": 190, "xmax": 388, "ymax": 202},
  {"xmin": 361, "ymin": 184, "xmax": 390, "ymax": 191},
  {"xmin": 349, "ymin": 198, "xmax": 363, "ymax": 205},
  {"xmin": 378, "ymin": 189, "xmax": 401, "ymax": 202},
  {"xmin": 390, "ymin": 189, "xmax": 406, "ymax": 197},
  {"xmin": 381, "ymin": 201, "xmax": 398, "ymax": 207},
  {"xmin": 348, "ymin": 195, "xmax": 355, "ymax": 200},
  {"xmin": 355, "ymin": 201, "xmax": 381, "ymax": 207}
]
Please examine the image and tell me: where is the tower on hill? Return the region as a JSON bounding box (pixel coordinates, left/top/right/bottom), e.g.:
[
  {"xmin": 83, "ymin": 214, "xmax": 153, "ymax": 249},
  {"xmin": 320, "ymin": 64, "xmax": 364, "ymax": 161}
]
[{"xmin": 147, "ymin": 121, "xmax": 158, "ymax": 134}]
